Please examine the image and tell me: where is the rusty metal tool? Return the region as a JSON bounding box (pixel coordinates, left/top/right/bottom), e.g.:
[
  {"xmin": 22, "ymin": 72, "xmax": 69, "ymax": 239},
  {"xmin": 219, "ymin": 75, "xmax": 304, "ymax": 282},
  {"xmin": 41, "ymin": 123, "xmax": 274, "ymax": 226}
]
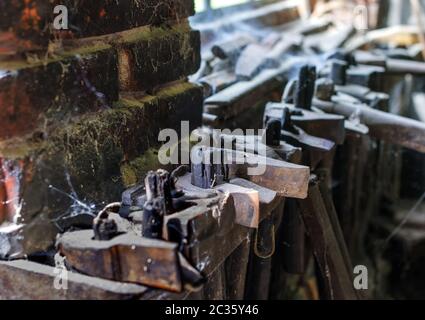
[
  {"xmin": 211, "ymin": 34, "xmax": 255, "ymax": 61},
  {"xmin": 218, "ymin": 124, "xmax": 305, "ymax": 299},
  {"xmin": 190, "ymin": 145, "xmax": 309, "ymax": 199},
  {"xmin": 263, "ymin": 94, "xmax": 359, "ymax": 299},
  {"xmin": 313, "ymin": 97, "xmax": 425, "ymax": 154},
  {"xmin": 270, "ymin": 108, "xmax": 336, "ymax": 275},
  {"xmin": 264, "ymin": 64, "xmax": 346, "ymax": 145},
  {"xmin": 57, "ymin": 169, "xmax": 218, "ymax": 293},
  {"xmin": 184, "ymin": 127, "xmax": 312, "ymax": 299},
  {"xmin": 198, "ymin": 70, "xmax": 238, "ymax": 98},
  {"xmin": 354, "ymin": 50, "xmax": 425, "ymax": 76}
]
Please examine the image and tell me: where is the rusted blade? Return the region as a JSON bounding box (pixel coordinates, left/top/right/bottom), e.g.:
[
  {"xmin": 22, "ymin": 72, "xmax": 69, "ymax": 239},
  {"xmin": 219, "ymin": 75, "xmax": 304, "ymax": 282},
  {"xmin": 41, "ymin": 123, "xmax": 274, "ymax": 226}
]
[
  {"xmin": 176, "ymin": 173, "xmax": 259, "ymax": 229},
  {"xmin": 193, "ymin": 147, "xmax": 309, "ymax": 199},
  {"xmin": 57, "ymin": 231, "xmax": 185, "ymax": 292},
  {"xmin": 230, "ymin": 178, "xmax": 281, "ymax": 218},
  {"xmin": 215, "ymin": 184, "xmax": 260, "ymax": 229},
  {"xmin": 223, "ymin": 134, "xmax": 303, "ymax": 163}
]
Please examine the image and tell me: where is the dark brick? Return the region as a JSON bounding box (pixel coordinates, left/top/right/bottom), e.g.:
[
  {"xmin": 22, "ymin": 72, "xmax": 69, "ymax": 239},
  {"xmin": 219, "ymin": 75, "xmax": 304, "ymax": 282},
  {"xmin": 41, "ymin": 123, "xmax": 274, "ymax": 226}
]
[
  {"xmin": 119, "ymin": 27, "xmax": 201, "ymax": 91},
  {"xmin": 0, "ymin": 82, "xmax": 203, "ymax": 257},
  {"xmin": 0, "ymin": 25, "xmax": 201, "ymax": 141},
  {"xmin": 0, "ymin": 49, "xmax": 119, "ymax": 141}
]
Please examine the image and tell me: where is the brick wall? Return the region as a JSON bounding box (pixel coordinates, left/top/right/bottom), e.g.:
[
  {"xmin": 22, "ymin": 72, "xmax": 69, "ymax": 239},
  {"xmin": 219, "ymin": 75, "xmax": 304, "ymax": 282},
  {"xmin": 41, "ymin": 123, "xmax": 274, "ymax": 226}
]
[{"xmin": 0, "ymin": 0, "xmax": 203, "ymax": 258}]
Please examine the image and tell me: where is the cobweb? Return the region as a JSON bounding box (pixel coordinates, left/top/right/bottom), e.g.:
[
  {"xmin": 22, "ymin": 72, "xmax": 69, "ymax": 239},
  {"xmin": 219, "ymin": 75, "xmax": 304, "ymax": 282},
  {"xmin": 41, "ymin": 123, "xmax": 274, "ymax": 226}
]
[{"xmin": 48, "ymin": 171, "xmax": 97, "ymax": 221}]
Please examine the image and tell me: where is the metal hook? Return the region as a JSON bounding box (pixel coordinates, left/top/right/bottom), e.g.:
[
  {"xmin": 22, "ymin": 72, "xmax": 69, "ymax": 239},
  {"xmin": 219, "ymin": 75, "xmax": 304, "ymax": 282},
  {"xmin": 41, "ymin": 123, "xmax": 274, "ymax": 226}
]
[
  {"xmin": 253, "ymin": 224, "xmax": 276, "ymax": 259},
  {"xmin": 282, "ymin": 78, "xmax": 297, "ymax": 103}
]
